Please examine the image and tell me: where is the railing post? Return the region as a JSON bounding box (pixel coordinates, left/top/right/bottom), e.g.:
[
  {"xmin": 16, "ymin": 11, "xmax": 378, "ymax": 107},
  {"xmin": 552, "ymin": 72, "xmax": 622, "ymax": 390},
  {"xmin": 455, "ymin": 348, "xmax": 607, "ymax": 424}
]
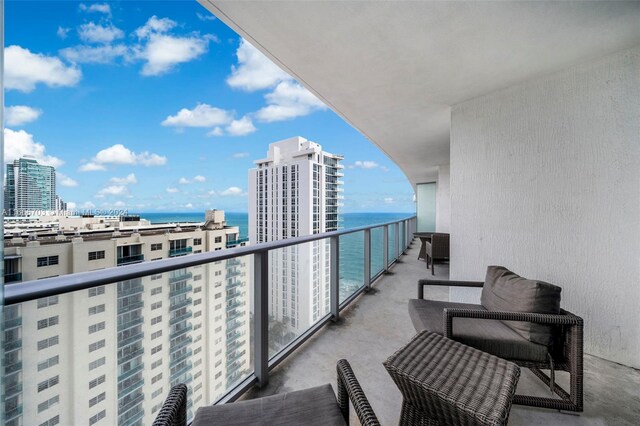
[
  {"xmin": 363, "ymin": 229, "xmax": 371, "ymax": 291},
  {"xmin": 330, "ymin": 236, "xmax": 340, "ymax": 321},
  {"xmin": 253, "ymin": 251, "xmax": 269, "ymax": 387},
  {"xmin": 383, "ymin": 225, "xmax": 389, "ymax": 273},
  {"xmin": 395, "ymin": 222, "xmax": 400, "ymax": 260}
]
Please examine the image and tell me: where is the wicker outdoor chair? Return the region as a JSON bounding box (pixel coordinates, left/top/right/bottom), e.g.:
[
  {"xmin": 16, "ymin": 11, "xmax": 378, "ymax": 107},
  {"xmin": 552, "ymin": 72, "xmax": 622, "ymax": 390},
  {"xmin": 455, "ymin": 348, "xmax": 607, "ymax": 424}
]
[
  {"xmin": 424, "ymin": 233, "xmax": 449, "ymax": 275},
  {"xmin": 409, "ymin": 266, "xmax": 584, "ymax": 413},
  {"xmin": 153, "ymin": 359, "xmax": 380, "ymax": 426}
]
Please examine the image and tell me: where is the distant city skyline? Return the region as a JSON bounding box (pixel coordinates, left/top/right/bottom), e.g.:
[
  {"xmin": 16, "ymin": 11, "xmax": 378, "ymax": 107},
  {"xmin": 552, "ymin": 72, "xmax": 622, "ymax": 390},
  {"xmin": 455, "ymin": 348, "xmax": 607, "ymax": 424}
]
[{"xmin": 4, "ymin": 1, "xmax": 415, "ymax": 213}]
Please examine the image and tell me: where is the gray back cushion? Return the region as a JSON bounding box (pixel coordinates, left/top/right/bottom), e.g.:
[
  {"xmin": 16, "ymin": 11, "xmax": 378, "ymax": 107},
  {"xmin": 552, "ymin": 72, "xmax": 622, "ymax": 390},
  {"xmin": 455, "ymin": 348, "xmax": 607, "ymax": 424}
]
[{"xmin": 481, "ymin": 266, "xmax": 562, "ymax": 345}]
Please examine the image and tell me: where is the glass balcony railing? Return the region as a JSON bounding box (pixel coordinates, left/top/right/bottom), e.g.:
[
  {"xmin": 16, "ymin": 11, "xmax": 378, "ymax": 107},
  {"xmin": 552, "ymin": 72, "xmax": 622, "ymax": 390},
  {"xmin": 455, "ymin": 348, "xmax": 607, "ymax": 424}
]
[
  {"xmin": 117, "ymin": 254, "xmax": 145, "ymax": 266},
  {"xmin": 226, "ymin": 237, "xmax": 249, "ymax": 247},
  {"xmin": 1, "ymin": 216, "xmax": 415, "ymax": 426},
  {"xmin": 169, "ymin": 247, "xmax": 193, "ymax": 257},
  {"xmin": 4, "ymin": 272, "xmax": 22, "ymax": 283}
]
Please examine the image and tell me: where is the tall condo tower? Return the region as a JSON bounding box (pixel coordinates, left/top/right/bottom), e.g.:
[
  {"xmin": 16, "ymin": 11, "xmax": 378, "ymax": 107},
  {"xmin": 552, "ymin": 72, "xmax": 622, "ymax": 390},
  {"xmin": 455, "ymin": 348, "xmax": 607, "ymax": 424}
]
[
  {"xmin": 248, "ymin": 137, "xmax": 344, "ymax": 342},
  {"xmin": 5, "ymin": 156, "xmax": 57, "ymax": 214}
]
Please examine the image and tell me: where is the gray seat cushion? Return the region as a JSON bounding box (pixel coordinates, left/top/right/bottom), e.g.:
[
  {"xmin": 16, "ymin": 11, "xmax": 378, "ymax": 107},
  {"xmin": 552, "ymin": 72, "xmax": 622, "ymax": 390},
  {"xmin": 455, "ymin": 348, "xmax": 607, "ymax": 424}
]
[
  {"xmin": 408, "ymin": 299, "xmax": 549, "ymax": 362},
  {"xmin": 482, "ymin": 266, "xmax": 562, "ymax": 345},
  {"xmin": 191, "ymin": 384, "xmax": 346, "ymax": 426}
]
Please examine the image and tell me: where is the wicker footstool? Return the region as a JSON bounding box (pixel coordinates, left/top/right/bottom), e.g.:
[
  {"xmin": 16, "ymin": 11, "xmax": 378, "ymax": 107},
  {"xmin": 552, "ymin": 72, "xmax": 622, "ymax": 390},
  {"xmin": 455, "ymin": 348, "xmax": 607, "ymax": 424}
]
[{"xmin": 384, "ymin": 331, "xmax": 520, "ymax": 426}]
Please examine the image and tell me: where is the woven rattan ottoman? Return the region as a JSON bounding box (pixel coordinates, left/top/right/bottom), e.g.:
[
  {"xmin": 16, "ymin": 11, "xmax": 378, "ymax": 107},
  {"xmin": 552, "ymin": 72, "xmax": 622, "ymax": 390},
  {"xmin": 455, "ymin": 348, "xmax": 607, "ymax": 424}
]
[{"xmin": 384, "ymin": 331, "xmax": 521, "ymax": 426}]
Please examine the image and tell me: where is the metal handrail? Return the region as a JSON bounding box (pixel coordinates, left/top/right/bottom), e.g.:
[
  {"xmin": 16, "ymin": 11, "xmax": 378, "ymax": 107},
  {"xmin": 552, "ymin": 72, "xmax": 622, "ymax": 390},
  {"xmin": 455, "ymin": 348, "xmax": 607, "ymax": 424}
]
[{"xmin": 4, "ymin": 216, "xmax": 416, "ymax": 305}]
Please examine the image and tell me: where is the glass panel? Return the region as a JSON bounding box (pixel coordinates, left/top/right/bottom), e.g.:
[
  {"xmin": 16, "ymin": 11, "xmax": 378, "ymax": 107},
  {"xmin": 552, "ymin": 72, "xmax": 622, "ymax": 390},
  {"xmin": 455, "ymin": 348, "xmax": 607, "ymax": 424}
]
[
  {"xmin": 388, "ymin": 225, "xmax": 397, "ymax": 261},
  {"xmin": 417, "ymin": 183, "xmax": 437, "ymax": 232},
  {"xmin": 1, "ymin": 257, "xmax": 254, "ymax": 425},
  {"xmin": 370, "ymin": 227, "xmax": 385, "ymax": 277},
  {"xmin": 268, "ymin": 239, "xmax": 330, "ymax": 358},
  {"xmin": 339, "ymin": 232, "xmax": 364, "ymax": 303}
]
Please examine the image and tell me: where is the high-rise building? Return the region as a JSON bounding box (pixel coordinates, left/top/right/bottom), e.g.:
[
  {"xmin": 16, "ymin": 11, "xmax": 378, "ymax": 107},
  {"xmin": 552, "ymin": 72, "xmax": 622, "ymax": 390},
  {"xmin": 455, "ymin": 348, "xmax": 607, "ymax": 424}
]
[
  {"xmin": 248, "ymin": 137, "xmax": 343, "ymax": 344},
  {"xmin": 4, "ymin": 156, "xmax": 57, "ymax": 215},
  {"xmin": 3, "ymin": 210, "xmax": 251, "ymax": 426}
]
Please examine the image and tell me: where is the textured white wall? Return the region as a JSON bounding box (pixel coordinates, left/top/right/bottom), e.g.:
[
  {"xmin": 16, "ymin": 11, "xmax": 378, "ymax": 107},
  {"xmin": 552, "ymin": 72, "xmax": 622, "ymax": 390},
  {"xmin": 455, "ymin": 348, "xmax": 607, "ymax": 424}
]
[
  {"xmin": 436, "ymin": 165, "xmax": 451, "ymax": 233},
  {"xmin": 449, "ymin": 47, "xmax": 640, "ymax": 368}
]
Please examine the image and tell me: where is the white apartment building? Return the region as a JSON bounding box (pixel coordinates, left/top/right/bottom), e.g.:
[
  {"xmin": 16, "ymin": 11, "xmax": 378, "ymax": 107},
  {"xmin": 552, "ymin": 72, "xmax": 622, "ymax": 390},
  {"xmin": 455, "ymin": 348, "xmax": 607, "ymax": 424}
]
[
  {"xmin": 3, "ymin": 210, "xmax": 251, "ymax": 426},
  {"xmin": 248, "ymin": 137, "xmax": 343, "ymax": 347}
]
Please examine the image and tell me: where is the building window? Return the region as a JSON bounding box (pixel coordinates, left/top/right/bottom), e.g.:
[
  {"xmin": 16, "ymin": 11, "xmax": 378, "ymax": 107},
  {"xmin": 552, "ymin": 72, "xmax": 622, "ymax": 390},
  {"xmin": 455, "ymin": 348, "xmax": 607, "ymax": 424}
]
[
  {"xmin": 37, "ymin": 336, "xmax": 59, "ymax": 350},
  {"xmin": 38, "ymin": 355, "xmax": 60, "ymax": 371},
  {"xmin": 151, "ymin": 301, "xmax": 162, "ymax": 310},
  {"xmin": 151, "ymin": 243, "xmax": 162, "ymax": 251},
  {"xmin": 88, "ymin": 322, "xmax": 105, "ymax": 334},
  {"xmin": 151, "ymin": 330, "xmax": 162, "ymax": 340},
  {"xmin": 151, "ymin": 315, "xmax": 162, "ymax": 325},
  {"xmin": 37, "ymin": 315, "xmax": 59, "ymax": 329},
  {"xmin": 88, "ymin": 375, "xmax": 106, "ymax": 389},
  {"xmin": 88, "ymin": 251, "xmax": 105, "ymax": 261},
  {"xmin": 37, "ymin": 256, "xmax": 59, "ymax": 267},
  {"xmin": 37, "ymin": 296, "xmax": 58, "ymax": 308},
  {"xmin": 89, "ymin": 357, "xmax": 106, "ymax": 371},
  {"xmin": 214, "ymin": 236, "xmax": 222, "ymax": 243},
  {"xmin": 39, "ymin": 415, "xmax": 60, "ymax": 426},
  {"xmin": 152, "ymin": 387, "xmax": 164, "ymax": 399},
  {"xmin": 151, "ymin": 273, "xmax": 162, "ymax": 280},
  {"xmin": 38, "ymin": 375, "xmax": 60, "ymax": 392},
  {"xmin": 89, "ymin": 392, "xmax": 106, "ymax": 408},
  {"xmin": 88, "ymin": 286, "xmax": 105, "ymax": 297},
  {"xmin": 152, "ymin": 359, "xmax": 163, "ymax": 369},
  {"xmin": 152, "ymin": 373, "xmax": 162, "ymax": 384},
  {"xmin": 193, "ymin": 238, "xmax": 202, "ymax": 246},
  {"xmin": 151, "ymin": 344, "xmax": 162, "ymax": 355},
  {"xmin": 38, "ymin": 395, "xmax": 60, "ymax": 413},
  {"xmin": 88, "ymin": 304, "xmax": 105, "ymax": 315},
  {"xmin": 151, "ymin": 286, "xmax": 162, "ymax": 295},
  {"xmin": 89, "ymin": 339, "xmax": 105, "ymax": 352},
  {"xmin": 89, "ymin": 410, "xmax": 106, "ymax": 425}
]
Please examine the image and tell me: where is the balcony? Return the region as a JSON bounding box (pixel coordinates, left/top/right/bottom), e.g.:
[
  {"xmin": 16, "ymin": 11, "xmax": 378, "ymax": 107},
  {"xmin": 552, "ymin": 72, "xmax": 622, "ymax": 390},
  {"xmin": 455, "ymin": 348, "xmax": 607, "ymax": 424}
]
[
  {"xmin": 169, "ymin": 247, "xmax": 193, "ymax": 257},
  {"xmin": 4, "ymin": 272, "xmax": 22, "ymax": 283},
  {"xmin": 226, "ymin": 237, "xmax": 249, "ymax": 248},
  {"xmin": 169, "ymin": 271, "xmax": 193, "ymax": 283},
  {"xmin": 117, "ymin": 254, "xmax": 144, "ymax": 266}
]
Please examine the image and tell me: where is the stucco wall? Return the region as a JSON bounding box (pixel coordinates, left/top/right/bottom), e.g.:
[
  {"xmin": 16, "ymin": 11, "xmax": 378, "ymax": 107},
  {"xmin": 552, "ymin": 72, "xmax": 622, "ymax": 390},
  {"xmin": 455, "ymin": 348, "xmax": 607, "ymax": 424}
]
[
  {"xmin": 449, "ymin": 47, "xmax": 640, "ymax": 367},
  {"xmin": 436, "ymin": 165, "xmax": 451, "ymax": 233}
]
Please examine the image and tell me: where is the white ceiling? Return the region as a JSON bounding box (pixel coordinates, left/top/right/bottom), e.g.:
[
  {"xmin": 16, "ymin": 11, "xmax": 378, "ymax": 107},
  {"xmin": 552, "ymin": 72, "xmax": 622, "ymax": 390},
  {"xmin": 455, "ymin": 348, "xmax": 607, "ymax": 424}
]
[{"xmin": 199, "ymin": 1, "xmax": 640, "ymax": 186}]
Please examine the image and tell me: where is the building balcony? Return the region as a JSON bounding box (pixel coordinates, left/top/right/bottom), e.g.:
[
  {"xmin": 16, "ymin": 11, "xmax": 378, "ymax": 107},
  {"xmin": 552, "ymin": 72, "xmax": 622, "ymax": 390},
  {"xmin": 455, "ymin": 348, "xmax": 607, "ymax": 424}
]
[
  {"xmin": 170, "ymin": 285, "xmax": 193, "ymax": 298},
  {"xmin": 170, "ymin": 297, "xmax": 193, "ymax": 311},
  {"xmin": 118, "ymin": 331, "xmax": 144, "ymax": 348},
  {"xmin": 169, "ymin": 247, "xmax": 193, "ymax": 257},
  {"xmin": 4, "ymin": 272, "xmax": 22, "ymax": 283},
  {"xmin": 170, "ymin": 310, "xmax": 193, "ymax": 326},
  {"xmin": 169, "ymin": 271, "xmax": 193, "ymax": 283},
  {"xmin": 117, "ymin": 254, "xmax": 144, "ymax": 266},
  {"xmin": 226, "ymin": 237, "xmax": 249, "ymax": 248}
]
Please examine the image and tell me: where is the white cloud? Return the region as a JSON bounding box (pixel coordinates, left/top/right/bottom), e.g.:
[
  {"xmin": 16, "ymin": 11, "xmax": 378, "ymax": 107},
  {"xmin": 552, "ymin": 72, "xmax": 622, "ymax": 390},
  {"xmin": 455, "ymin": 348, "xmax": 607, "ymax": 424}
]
[
  {"xmin": 232, "ymin": 152, "xmax": 249, "ymax": 158},
  {"xmin": 255, "ymin": 81, "xmax": 326, "ymax": 122},
  {"xmin": 220, "ymin": 186, "xmax": 245, "ymax": 196},
  {"xmin": 133, "ymin": 17, "xmax": 213, "ymax": 76},
  {"xmin": 79, "ymin": 3, "xmax": 111, "ymax": 15},
  {"xmin": 352, "ymin": 160, "xmax": 379, "ymax": 169},
  {"xmin": 78, "ymin": 162, "xmax": 106, "ymax": 172},
  {"xmin": 80, "ymin": 144, "xmax": 167, "ymax": 171},
  {"xmin": 5, "ymin": 105, "xmax": 42, "ymax": 126},
  {"xmin": 5, "ymin": 45, "xmax": 82, "ymax": 92},
  {"xmin": 196, "ymin": 12, "xmax": 216, "ymax": 22},
  {"xmin": 4, "ymin": 128, "xmax": 64, "ymax": 167},
  {"xmin": 207, "ymin": 127, "xmax": 224, "ymax": 137},
  {"xmin": 58, "ymin": 173, "xmax": 78, "ymax": 187},
  {"xmin": 98, "ymin": 185, "xmax": 127, "ymax": 196},
  {"xmin": 225, "ymin": 116, "xmax": 256, "ymax": 136},
  {"xmin": 185, "ymin": 203, "xmax": 193, "ymax": 208},
  {"xmin": 178, "ymin": 177, "xmax": 191, "ymax": 185},
  {"xmin": 57, "ymin": 26, "xmax": 70, "ymax": 39},
  {"xmin": 109, "ymin": 173, "xmax": 137, "ymax": 185},
  {"xmin": 78, "ymin": 22, "xmax": 124, "ymax": 44},
  {"xmin": 162, "ymin": 104, "xmax": 233, "ymax": 128},
  {"xmin": 384, "ymin": 197, "xmax": 394, "ymax": 204},
  {"xmin": 134, "ymin": 16, "xmax": 177, "ymax": 39},
  {"xmin": 80, "ymin": 201, "xmax": 96, "ymax": 209},
  {"xmin": 193, "ymin": 175, "xmax": 206, "ymax": 182},
  {"xmin": 227, "ymin": 39, "xmax": 290, "ymax": 91},
  {"xmin": 166, "ymin": 187, "xmax": 179, "ymax": 193},
  {"xmin": 66, "ymin": 201, "xmax": 77, "ymax": 209},
  {"xmin": 113, "ymin": 201, "xmax": 126, "ymax": 207},
  {"xmin": 60, "ymin": 44, "xmax": 129, "ymax": 64}
]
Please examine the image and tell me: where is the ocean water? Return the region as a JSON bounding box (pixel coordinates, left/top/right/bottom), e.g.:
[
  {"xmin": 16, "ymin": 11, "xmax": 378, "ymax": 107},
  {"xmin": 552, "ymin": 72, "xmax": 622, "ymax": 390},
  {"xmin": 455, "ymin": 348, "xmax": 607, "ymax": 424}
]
[{"xmin": 138, "ymin": 211, "xmax": 412, "ymax": 299}]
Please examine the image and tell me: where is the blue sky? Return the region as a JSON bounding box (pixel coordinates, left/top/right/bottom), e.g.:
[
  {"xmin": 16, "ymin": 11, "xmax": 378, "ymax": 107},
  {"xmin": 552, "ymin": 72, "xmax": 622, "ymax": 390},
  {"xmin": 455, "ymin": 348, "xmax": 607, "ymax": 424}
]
[{"xmin": 4, "ymin": 1, "xmax": 414, "ymax": 213}]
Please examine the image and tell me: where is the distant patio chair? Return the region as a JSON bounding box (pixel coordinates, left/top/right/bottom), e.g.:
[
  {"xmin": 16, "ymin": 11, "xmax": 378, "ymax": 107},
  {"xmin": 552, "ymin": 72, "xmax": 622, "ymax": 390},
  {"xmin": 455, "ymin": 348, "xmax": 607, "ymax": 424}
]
[
  {"xmin": 153, "ymin": 359, "xmax": 380, "ymax": 426},
  {"xmin": 424, "ymin": 232, "xmax": 449, "ymax": 275}
]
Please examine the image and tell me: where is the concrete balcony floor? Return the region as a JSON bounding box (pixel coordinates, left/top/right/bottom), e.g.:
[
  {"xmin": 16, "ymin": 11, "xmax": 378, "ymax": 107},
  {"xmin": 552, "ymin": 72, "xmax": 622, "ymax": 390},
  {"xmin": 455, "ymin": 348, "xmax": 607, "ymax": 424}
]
[{"xmin": 244, "ymin": 240, "xmax": 640, "ymax": 425}]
